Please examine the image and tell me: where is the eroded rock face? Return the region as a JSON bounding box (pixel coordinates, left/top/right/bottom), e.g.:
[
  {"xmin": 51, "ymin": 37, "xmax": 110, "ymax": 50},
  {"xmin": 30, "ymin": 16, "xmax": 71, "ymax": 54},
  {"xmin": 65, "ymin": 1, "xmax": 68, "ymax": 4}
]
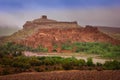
[{"xmin": 17, "ymin": 26, "xmax": 119, "ymax": 52}]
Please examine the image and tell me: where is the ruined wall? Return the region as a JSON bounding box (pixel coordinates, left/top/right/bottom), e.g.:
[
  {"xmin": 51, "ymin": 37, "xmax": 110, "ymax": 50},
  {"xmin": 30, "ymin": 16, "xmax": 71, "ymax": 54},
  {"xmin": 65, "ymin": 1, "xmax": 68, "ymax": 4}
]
[
  {"xmin": 38, "ymin": 22, "xmax": 78, "ymax": 28},
  {"xmin": 23, "ymin": 15, "xmax": 79, "ymax": 29},
  {"xmin": 23, "ymin": 21, "xmax": 78, "ymax": 29}
]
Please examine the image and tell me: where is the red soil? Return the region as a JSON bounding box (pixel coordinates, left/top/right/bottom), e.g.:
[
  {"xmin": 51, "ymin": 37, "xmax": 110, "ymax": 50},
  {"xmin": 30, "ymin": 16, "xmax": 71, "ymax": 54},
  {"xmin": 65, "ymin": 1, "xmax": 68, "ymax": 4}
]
[{"xmin": 0, "ymin": 70, "xmax": 120, "ymax": 80}]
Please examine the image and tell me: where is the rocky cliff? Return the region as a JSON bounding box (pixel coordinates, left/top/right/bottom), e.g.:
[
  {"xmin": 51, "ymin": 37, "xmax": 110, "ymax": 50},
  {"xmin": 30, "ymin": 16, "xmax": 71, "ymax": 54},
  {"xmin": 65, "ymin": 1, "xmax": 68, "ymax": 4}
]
[{"xmin": 17, "ymin": 25, "xmax": 119, "ymax": 52}]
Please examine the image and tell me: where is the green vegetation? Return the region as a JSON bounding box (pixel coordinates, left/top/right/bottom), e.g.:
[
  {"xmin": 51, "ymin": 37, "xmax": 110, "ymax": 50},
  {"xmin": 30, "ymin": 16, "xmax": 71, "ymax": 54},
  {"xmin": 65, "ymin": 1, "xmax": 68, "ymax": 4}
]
[
  {"xmin": 103, "ymin": 60, "xmax": 120, "ymax": 70},
  {"xmin": 86, "ymin": 57, "xmax": 94, "ymax": 66},
  {"xmin": 61, "ymin": 42, "xmax": 120, "ymax": 59},
  {"xmin": 0, "ymin": 42, "xmax": 48, "ymax": 57},
  {"xmin": 0, "ymin": 42, "xmax": 120, "ymax": 75},
  {"xmin": 0, "ymin": 55, "xmax": 120, "ymax": 75},
  {"xmin": 37, "ymin": 45, "xmax": 48, "ymax": 52},
  {"xmin": 62, "ymin": 42, "xmax": 73, "ymax": 50},
  {"xmin": 0, "ymin": 42, "xmax": 120, "ymax": 59}
]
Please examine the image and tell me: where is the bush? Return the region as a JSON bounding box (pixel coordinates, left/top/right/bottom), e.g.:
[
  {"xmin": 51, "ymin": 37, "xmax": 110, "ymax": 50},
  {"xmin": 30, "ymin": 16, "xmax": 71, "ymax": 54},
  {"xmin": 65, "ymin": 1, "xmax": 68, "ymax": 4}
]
[
  {"xmin": 12, "ymin": 62, "xmax": 30, "ymax": 69},
  {"xmin": 40, "ymin": 56, "xmax": 63, "ymax": 65},
  {"xmin": 0, "ymin": 57, "xmax": 13, "ymax": 66},
  {"xmin": 11, "ymin": 56, "xmax": 30, "ymax": 69},
  {"xmin": 73, "ymin": 42, "xmax": 120, "ymax": 59},
  {"xmin": 78, "ymin": 59, "xmax": 86, "ymax": 66},
  {"xmin": 34, "ymin": 67, "xmax": 41, "ymax": 72},
  {"xmin": 62, "ymin": 57, "xmax": 78, "ymax": 70},
  {"xmin": 37, "ymin": 45, "xmax": 48, "ymax": 52},
  {"xmin": 103, "ymin": 60, "xmax": 120, "ymax": 70},
  {"xmin": 29, "ymin": 57, "xmax": 42, "ymax": 66},
  {"xmin": 86, "ymin": 57, "xmax": 94, "ymax": 66},
  {"xmin": 0, "ymin": 55, "xmax": 120, "ymax": 75},
  {"xmin": 61, "ymin": 43, "xmax": 73, "ymax": 50},
  {"xmin": 96, "ymin": 62, "xmax": 102, "ymax": 66},
  {"xmin": 2, "ymin": 69, "xmax": 10, "ymax": 75}
]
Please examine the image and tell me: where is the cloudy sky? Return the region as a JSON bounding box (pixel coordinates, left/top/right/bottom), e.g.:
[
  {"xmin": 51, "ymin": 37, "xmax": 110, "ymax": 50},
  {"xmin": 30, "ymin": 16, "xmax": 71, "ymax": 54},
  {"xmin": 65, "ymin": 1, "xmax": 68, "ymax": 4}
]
[{"xmin": 0, "ymin": 0, "xmax": 120, "ymax": 28}]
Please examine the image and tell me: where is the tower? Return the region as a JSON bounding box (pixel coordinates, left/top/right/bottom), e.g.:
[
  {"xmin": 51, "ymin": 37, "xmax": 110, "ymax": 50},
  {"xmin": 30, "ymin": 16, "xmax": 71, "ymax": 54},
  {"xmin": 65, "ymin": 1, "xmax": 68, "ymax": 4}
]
[{"xmin": 42, "ymin": 15, "xmax": 47, "ymax": 19}]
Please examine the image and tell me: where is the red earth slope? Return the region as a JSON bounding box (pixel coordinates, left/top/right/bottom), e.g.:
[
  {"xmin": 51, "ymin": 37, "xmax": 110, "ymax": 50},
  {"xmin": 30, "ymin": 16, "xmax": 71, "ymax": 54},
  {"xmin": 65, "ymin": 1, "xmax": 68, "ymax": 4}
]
[{"xmin": 17, "ymin": 26, "xmax": 120, "ymax": 52}]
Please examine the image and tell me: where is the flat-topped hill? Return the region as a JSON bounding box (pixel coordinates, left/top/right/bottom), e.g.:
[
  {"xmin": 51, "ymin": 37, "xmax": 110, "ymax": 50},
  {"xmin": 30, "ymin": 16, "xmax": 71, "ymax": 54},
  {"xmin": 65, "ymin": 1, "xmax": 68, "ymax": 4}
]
[
  {"xmin": 1, "ymin": 15, "xmax": 120, "ymax": 52},
  {"xmin": 17, "ymin": 25, "xmax": 120, "ymax": 52},
  {"xmin": 23, "ymin": 15, "xmax": 79, "ymax": 29}
]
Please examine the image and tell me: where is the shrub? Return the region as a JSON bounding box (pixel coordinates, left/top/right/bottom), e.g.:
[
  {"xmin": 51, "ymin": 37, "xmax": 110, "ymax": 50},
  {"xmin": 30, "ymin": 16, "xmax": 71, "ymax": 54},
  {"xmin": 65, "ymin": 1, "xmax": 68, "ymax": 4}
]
[
  {"xmin": 62, "ymin": 57, "xmax": 78, "ymax": 70},
  {"xmin": 2, "ymin": 69, "xmax": 10, "ymax": 75},
  {"xmin": 78, "ymin": 59, "xmax": 86, "ymax": 66},
  {"xmin": 34, "ymin": 67, "xmax": 40, "ymax": 72},
  {"xmin": 103, "ymin": 60, "xmax": 120, "ymax": 70},
  {"xmin": 1, "ymin": 57, "xmax": 13, "ymax": 66},
  {"xmin": 86, "ymin": 57, "xmax": 94, "ymax": 66},
  {"xmin": 37, "ymin": 45, "xmax": 48, "ymax": 52},
  {"xmin": 12, "ymin": 62, "xmax": 30, "ymax": 69},
  {"xmin": 61, "ymin": 43, "xmax": 73, "ymax": 50},
  {"xmin": 29, "ymin": 57, "xmax": 42, "ymax": 66},
  {"xmin": 11, "ymin": 56, "xmax": 31, "ymax": 69},
  {"xmin": 41, "ymin": 56, "xmax": 63, "ymax": 65},
  {"xmin": 96, "ymin": 62, "xmax": 102, "ymax": 66}
]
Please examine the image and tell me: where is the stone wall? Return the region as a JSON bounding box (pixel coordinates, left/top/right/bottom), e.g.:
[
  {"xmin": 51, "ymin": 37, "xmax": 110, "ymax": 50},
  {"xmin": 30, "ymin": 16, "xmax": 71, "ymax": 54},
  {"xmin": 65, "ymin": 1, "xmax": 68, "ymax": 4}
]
[{"xmin": 23, "ymin": 21, "xmax": 78, "ymax": 29}]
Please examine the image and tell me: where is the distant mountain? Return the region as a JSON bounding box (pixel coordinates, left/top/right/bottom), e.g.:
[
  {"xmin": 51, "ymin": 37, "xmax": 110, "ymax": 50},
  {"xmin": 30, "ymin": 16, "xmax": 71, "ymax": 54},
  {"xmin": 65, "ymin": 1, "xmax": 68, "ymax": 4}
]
[
  {"xmin": 97, "ymin": 26, "xmax": 120, "ymax": 34},
  {"xmin": 0, "ymin": 26, "xmax": 20, "ymax": 36},
  {"xmin": 97, "ymin": 26, "xmax": 120, "ymax": 40}
]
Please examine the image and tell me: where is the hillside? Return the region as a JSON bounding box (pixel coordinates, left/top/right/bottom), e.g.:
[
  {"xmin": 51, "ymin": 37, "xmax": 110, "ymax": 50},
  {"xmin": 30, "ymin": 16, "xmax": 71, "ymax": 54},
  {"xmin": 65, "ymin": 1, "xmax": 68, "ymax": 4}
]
[
  {"xmin": 0, "ymin": 26, "xmax": 43, "ymax": 45},
  {"xmin": 0, "ymin": 15, "xmax": 80, "ymax": 45},
  {"xmin": 0, "ymin": 70, "xmax": 120, "ymax": 80},
  {"xmin": 98, "ymin": 27, "xmax": 120, "ymax": 34},
  {"xmin": 0, "ymin": 16, "xmax": 120, "ymax": 50},
  {"xmin": 98, "ymin": 27, "xmax": 120, "ymax": 40},
  {"xmin": 17, "ymin": 26, "xmax": 120, "ymax": 52}
]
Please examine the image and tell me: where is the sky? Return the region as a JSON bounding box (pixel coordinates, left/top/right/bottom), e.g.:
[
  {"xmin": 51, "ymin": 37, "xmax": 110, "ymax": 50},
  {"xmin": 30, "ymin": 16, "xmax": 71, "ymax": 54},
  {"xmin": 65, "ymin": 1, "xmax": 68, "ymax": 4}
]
[{"xmin": 0, "ymin": 0, "xmax": 120, "ymax": 28}]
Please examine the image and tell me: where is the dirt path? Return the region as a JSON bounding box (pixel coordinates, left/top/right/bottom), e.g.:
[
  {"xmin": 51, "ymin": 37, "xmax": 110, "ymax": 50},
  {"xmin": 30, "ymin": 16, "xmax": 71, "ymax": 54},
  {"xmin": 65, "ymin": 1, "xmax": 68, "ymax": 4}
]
[{"xmin": 23, "ymin": 51, "xmax": 112, "ymax": 64}]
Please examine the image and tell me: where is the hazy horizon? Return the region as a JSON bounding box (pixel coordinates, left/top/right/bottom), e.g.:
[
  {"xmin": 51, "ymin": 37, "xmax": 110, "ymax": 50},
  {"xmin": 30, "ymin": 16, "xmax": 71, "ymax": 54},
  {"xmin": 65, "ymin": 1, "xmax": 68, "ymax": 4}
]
[{"xmin": 0, "ymin": 0, "xmax": 120, "ymax": 28}]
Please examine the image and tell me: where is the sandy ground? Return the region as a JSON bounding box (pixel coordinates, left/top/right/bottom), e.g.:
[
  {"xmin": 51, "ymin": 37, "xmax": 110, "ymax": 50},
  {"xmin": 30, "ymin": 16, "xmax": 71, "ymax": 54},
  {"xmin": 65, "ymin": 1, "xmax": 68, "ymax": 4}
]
[
  {"xmin": 0, "ymin": 70, "xmax": 120, "ymax": 80},
  {"xmin": 23, "ymin": 51, "xmax": 112, "ymax": 64}
]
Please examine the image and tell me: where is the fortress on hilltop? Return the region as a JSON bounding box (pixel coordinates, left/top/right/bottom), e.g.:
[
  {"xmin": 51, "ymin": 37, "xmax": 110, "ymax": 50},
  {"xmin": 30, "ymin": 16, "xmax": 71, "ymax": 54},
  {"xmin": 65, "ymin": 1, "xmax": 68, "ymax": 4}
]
[
  {"xmin": 23, "ymin": 15, "xmax": 79, "ymax": 29},
  {"xmin": 1, "ymin": 15, "xmax": 120, "ymax": 53}
]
